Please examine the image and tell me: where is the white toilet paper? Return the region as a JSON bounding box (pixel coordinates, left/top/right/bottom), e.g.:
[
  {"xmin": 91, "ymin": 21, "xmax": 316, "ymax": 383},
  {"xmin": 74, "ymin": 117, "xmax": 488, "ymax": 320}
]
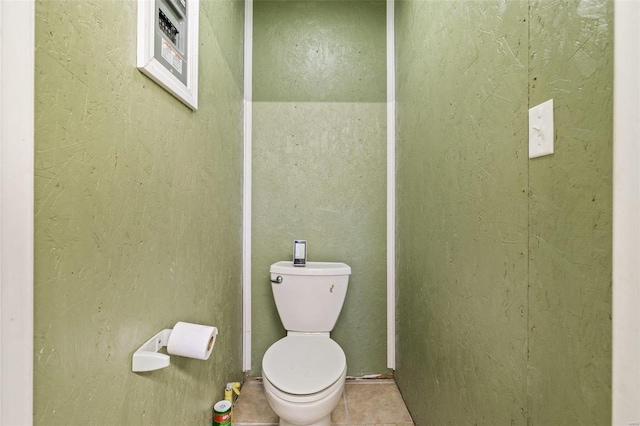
[{"xmin": 167, "ymin": 321, "xmax": 218, "ymax": 360}]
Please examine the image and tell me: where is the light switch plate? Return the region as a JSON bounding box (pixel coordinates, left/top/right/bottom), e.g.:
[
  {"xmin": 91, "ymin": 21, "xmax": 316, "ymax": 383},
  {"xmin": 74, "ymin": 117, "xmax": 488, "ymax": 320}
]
[{"xmin": 529, "ymin": 99, "xmax": 554, "ymax": 158}]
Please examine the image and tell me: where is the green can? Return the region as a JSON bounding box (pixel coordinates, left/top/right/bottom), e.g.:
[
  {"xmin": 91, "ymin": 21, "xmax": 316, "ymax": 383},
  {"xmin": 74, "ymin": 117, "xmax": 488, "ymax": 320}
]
[{"xmin": 213, "ymin": 400, "xmax": 232, "ymax": 426}]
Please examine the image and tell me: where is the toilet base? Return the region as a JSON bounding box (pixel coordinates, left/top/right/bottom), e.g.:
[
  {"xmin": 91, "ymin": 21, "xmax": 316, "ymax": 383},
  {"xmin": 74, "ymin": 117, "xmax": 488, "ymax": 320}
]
[
  {"xmin": 279, "ymin": 414, "xmax": 330, "ymax": 426},
  {"xmin": 263, "ymin": 370, "xmax": 345, "ymax": 426}
]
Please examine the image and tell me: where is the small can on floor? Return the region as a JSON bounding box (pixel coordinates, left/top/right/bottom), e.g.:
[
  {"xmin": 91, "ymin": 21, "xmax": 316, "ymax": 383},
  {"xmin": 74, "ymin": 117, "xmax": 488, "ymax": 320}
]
[{"xmin": 213, "ymin": 400, "xmax": 232, "ymax": 426}]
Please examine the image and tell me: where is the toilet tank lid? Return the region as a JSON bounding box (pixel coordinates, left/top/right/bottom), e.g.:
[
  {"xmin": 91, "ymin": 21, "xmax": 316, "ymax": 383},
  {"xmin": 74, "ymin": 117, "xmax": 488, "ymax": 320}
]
[{"xmin": 270, "ymin": 261, "xmax": 351, "ymax": 276}]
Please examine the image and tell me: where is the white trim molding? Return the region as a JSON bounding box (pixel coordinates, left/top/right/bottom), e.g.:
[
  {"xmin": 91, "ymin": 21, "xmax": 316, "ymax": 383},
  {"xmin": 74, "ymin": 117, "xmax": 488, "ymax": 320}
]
[
  {"xmin": 612, "ymin": 0, "xmax": 640, "ymax": 424},
  {"xmin": 0, "ymin": 0, "xmax": 35, "ymax": 424},
  {"xmin": 242, "ymin": 0, "xmax": 253, "ymax": 372},
  {"xmin": 386, "ymin": 0, "xmax": 396, "ymax": 371}
]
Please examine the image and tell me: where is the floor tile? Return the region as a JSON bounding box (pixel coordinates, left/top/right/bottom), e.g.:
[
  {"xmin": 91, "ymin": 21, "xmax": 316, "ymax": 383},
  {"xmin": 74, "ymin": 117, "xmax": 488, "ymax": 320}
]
[
  {"xmin": 233, "ymin": 378, "xmax": 414, "ymax": 426},
  {"xmin": 331, "ymin": 392, "xmax": 348, "ymax": 424},
  {"xmin": 344, "ymin": 381, "xmax": 413, "ymax": 424},
  {"xmin": 233, "ymin": 380, "xmax": 279, "ymax": 425}
]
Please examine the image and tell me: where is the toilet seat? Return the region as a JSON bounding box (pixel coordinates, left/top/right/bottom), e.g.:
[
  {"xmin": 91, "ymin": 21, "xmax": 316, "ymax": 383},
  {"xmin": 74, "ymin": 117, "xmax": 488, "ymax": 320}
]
[
  {"xmin": 263, "ymin": 365, "xmax": 346, "ymax": 404},
  {"xmin": 262, "ymin": 334, "xmax": 346, "ymax": 398}
]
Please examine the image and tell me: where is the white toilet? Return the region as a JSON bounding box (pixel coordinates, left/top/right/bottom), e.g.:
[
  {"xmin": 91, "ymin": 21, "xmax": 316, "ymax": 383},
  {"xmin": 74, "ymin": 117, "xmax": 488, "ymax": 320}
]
[{"xmin": 262, "ymin": 261, "xmax": 351, "ymax": 426}]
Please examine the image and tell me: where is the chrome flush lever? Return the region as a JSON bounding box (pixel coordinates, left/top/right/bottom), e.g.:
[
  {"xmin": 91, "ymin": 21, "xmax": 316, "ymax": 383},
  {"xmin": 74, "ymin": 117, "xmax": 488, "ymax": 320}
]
[{"xmin": 270, "ymin": 276, "xmax": 283, "ymax": 284}]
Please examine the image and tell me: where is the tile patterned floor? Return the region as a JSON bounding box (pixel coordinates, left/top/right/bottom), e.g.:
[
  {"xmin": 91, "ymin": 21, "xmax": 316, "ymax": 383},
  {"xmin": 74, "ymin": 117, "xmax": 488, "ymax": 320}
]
[{"xmin": 233, "ymin": 378, "xmax": 414, "ymax": 426}]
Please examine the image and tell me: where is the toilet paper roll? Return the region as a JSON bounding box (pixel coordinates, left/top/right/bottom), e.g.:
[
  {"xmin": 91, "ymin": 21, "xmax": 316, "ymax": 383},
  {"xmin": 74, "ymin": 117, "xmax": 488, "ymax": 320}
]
[{"xmin": 167, "ymin": 321, "xmax": 218, "ymax": 360}]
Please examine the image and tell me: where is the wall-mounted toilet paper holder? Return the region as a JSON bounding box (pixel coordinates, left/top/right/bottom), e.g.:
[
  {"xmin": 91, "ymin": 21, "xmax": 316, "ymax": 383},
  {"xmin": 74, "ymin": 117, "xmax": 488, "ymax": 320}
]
[
  {"xmin": 132, "ymin": 322, "xmax": 218, "ymax": 373},
  {"xmin": 132, "ymin": 329, "xmax": 173, "ymax": 372}
]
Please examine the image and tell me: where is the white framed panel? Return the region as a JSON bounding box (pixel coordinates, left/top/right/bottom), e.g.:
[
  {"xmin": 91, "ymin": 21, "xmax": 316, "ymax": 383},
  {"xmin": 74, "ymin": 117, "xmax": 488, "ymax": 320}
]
[{"xmin": 137, "ymin": 0, "xmax": 199, "ymax": 110}]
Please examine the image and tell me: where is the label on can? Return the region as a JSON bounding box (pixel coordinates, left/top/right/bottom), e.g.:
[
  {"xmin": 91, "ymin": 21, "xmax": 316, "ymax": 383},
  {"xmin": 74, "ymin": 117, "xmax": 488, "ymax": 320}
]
[{"xmin": 213, "ymin": 400, "xmax": 232, "ymax": 426}]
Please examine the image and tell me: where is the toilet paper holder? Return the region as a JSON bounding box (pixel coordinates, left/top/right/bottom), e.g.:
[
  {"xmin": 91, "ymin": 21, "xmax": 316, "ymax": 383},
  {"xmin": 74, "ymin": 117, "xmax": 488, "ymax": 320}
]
[
  {"xmin": 132, "ymin": 323, "xmax": 218, "ymax": 373},
  {"xmin": 132, "ymin": 329, "xmax": 173, "ymax": 372}
]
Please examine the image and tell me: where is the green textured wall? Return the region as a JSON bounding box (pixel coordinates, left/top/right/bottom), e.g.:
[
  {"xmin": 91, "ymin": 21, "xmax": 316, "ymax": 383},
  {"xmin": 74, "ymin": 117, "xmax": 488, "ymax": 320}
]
[
  {"xmin": 395, "ymin": 0, "xmax": 612, "ymax": 424},
  {"xmin": 396, "ymin": 1, "xmax": 529, "ymax": 422},
  {"xmin": 528, "ymin": 1, "xmax": 612, "ymax": 422},
  {"xmin": 251, "ymin": 0, "xmax": 388, "ymax": 377},
  {"xmin": 34, "ymin": 1, "xmax": 245, "ymax": 424}
]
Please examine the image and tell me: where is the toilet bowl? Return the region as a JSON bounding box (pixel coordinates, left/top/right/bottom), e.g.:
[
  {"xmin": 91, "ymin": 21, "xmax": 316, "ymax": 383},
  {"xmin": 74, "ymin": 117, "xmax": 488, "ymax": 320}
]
[
  {"xmin": 262, "ymin": 333, "xmax": 347, "ymax": 426},
  {"xmin": 264, "ymin": 261, "xmax": 351, "ymax": 426}
]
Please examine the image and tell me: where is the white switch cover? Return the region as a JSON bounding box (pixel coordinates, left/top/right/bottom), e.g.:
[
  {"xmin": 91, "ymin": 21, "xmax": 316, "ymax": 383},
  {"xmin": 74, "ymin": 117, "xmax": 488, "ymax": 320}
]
[{"xmin": 529, "ymin": 99, "xmax": 554, "ymax": 158}]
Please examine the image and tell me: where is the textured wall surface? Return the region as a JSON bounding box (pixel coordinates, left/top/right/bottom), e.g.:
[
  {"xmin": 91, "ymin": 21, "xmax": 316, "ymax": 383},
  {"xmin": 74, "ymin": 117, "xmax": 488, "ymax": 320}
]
[
  {"xmin": 528, "ymin": 1, "xmax": 613, "ymax": 424},
  {"xmin": 253, "ymin": 0, "xmax": 386, "ymax": 103},
  {"xmin": 251, "ymin": 0, "xmax": 387, "ymax": 377},
  {"xmin": 395, "ymin": 0, "xmax": 612, "ymax": 424},
  {"xmin": 34, "ymin": 1, "xmax": 245, "ymax": 424},
  {"xmin": 395, "ymin": 1, "xmax": 529, "ymax": 423}
]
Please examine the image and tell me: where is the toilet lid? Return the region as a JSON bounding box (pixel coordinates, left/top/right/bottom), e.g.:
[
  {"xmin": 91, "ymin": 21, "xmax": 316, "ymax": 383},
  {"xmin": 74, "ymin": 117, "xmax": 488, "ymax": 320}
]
[{"xmin": 262, "ymin": 335, "xmax": 346, "ymax": 395}]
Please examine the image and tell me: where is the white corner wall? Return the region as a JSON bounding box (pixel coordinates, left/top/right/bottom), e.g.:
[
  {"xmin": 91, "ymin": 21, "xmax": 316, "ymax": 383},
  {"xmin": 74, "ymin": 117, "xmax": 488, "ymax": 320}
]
[
  {"xmin": 612, "ymin": 0, "xmax": 640, "ymax": 424},
  {"xmin": 0, "ymin": 0, "xmax": 35, "ymax": 424}
]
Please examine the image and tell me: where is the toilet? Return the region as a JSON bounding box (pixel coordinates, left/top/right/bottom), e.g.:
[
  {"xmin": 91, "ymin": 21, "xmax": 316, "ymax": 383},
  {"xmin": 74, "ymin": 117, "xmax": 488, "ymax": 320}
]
[{"xmin": 262, "ymin": 261, "xmax": 351, "ymax": 426}]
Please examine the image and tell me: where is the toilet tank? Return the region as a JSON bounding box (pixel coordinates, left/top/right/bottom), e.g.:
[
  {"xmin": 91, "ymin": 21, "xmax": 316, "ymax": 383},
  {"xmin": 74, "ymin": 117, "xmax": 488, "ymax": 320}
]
[{"xmin": 269, "ymin": 261, "xmax": 351, "ymax": 333}]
